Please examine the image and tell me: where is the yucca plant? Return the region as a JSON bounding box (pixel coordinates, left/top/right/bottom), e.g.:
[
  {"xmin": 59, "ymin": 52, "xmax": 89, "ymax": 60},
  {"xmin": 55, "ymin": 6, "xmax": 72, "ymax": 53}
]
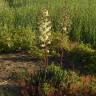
[
  {"xmin": 38, "ymin": 8, "xmax": 52, "ymax": 67},
  {"xmin": 59, "ymin": 0, "xmax": 71, "ymax": 66}
]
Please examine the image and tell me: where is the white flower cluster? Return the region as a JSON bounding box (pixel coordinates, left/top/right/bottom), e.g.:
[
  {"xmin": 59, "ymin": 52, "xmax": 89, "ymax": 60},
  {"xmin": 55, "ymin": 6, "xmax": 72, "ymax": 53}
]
[
  {"xmin": 60, "ymin": 5, "xmax": 71, "ymax": 35},
  {"xmin": 38, "ymin": 8, "xmax": 52, "ymax": 47}
]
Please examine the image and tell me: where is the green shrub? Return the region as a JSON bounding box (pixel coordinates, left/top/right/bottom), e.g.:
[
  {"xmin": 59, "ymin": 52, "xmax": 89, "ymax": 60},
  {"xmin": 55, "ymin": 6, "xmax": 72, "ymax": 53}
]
[
  {"xmin": 12, "ymin": 26, "xmax": 36, "ymax": 51},
  {"xmin": 68, "ymin": 43, "xmax": 96, "ymax": 74},
  {"xmin": 46, "ymin": 64, "xmax": 66, "ymax": 87},
  {"xmin": 0, "ymin": 25, "xmax": 13, "ymax": 52},
  {"xmin": 50, "ymin": 32, "xmax": 70, "ymax": 57},
  {"xmin": 0, "ymin": 26, "xmax": 36, "ymax": 52},
  {"xmin": 28, "ymin": 46, "xmax": 44, "ymax": 59},
  {"xmin": 30, "ymin": 64, "xmax": 67, "ymax": 87},
  {"xmin": 14, "ymin": 64, "xmax": 96, "ymax": 95},
  {"xmin": 0, "ymin": 8, "xmax": 14, "ymax": 26}
]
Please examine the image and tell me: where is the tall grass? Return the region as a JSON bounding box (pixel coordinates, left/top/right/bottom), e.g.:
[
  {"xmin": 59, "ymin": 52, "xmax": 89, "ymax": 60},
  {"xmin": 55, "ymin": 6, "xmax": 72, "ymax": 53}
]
[{"xmin": 0, "ymin": 0, "xmax": 96, "ymax": 51}]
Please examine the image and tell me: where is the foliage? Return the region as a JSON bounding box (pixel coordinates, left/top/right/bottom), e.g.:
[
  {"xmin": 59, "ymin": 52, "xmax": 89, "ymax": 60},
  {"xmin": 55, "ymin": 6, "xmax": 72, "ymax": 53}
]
[
  {"xmin": 0, "ymin": 0, "xmax": 96, "ymax": 51},
  {"xmin": 14, "ymin": 64, "xmax": 96, "ymax": 96},
  {"xmin": 41, "ymin": 82, "xmax": 51, "ymax": 96},
  {"xmin": 0, "ymin": 25, "xmax": 13, "ymax": 52},
  {"xmin": 12, "ymin": 26, "xmax": 36, "ymax": 51},
  {"xmin": 28, "ymin": 46, "xmax": 44, "ymax": 59},
  {"xmin": 0, "ymin": 26, "xmax": 36, "ymax": 52},
  {"xmin": 50, "ymin": 32, "xmax": 70, "ymax": 56},
  {"xmin": 67, "ymin": 43, "xmax": 96, "ymax": 74}
]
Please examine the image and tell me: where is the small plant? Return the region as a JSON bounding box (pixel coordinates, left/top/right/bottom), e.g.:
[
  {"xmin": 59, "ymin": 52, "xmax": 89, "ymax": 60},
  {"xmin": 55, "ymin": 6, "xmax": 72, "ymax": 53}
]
[
  {"xmin": 46, "ymin": 64, "xmax": 65, "ymax": 87},
  {"xmin": 41, "ymin": 82, "xmax": 51, "ymax": 96}
]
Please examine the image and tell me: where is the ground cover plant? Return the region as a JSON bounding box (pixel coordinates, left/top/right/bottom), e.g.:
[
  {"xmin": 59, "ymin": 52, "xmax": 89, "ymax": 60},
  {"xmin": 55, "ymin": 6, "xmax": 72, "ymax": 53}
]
[{"xmin": 12, "ymin": 64, "xmax": 96, "ymax": 96}]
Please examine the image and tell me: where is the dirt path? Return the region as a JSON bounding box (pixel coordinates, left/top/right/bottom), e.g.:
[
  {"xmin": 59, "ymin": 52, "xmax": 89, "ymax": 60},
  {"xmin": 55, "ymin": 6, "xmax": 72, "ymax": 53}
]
[{"xmin": 0, "ymin": 53, "xmax": 42, "ymax": 95}]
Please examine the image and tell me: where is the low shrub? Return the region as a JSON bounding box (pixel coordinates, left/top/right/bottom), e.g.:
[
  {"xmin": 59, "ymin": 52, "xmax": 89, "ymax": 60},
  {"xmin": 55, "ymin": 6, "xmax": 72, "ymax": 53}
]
[
  {"xmin": 0, "ymin": 26, "xmax": 36, "ymax": 52},
  {"xmin": 12, "ymin": 26, "xmax": 36, "ymax": 51},
  {"xmin": 14, "ymin": 64, "xmax": 96, "ymax": 96},
  {"xmin": 0, "ymin": 25, "xmax": 13, "ymax": 52},
  {"xmin": 32, "ymin": 67, "xmax": 96, "ymax": 95},
  {"xmin": 67, "ymin": 43, "xmax": 96, "ymax": 74}
]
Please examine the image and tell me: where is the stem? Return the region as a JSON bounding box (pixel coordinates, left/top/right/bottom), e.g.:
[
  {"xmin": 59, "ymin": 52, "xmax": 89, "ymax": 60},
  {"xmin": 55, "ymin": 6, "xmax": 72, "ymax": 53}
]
[
  {"xmin": 60, "ymin": 47, "xmax": 63, "ymax": 67},
  {"xmin": 44, "ymin": 45, "xmax": 48, "ymax": 67},
  {"xmin": 72, "ymin": 62, "xmax": 75, "ymax": 83}
]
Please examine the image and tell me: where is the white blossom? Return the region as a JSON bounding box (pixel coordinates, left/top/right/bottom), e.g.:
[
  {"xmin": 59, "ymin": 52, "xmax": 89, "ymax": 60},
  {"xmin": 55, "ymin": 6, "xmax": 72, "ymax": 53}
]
[
  {"xmin": 63, "ymin": 27, "xmax": 67, "ymax": 32},
  {"xmin": 47, "ymin": 32, "xmax": 51, "ymax": 36},
  {"xmin": 47, "ymin": 41, "xmax": 51, "ymax": 44},
  {"xmin": 41, "ymin": 44, "xmax": 45, "ymax": 47},
  {"xmin": 38, "ymin": 8, "xmax": 52, "ymax": 45},
  {"xmin": 47, "ymin": 50, "xmax": 49, "ymax": 53}
]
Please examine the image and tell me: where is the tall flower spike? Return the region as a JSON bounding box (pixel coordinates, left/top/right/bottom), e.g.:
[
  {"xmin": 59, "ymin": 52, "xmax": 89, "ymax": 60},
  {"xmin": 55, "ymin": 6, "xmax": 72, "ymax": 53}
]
[
  {"xmin": 38, "ymin": 8, "xmax": 52, "ymax": 46},
  {"xmin": 60, "ymin": 3, "xmax": 71, "ymax": 35},
  {"xmin": 38, "ymin": 8, "xmax": 52, "ymax": 67},
  {"xmin": 60, "ymin": 1, "xmax": 71, "ymax": 67}
]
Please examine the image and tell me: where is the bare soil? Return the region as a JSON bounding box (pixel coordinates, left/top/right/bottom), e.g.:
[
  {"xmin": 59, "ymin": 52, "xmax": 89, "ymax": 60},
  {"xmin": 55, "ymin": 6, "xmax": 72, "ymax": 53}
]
[{"xmin": 0, "ymin": 52, "xmax": 41, "ymax": 95}]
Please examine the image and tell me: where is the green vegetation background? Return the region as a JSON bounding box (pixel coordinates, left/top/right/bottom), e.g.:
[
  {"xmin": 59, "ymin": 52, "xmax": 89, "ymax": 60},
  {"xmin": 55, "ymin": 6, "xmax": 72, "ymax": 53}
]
[
  {"xmin": 0, "ymin": 0, "xmax": 96, "ymax": 52},
  {"xmin": 0, "ymin": 0, "xmax": 96, "ymax": 71}
]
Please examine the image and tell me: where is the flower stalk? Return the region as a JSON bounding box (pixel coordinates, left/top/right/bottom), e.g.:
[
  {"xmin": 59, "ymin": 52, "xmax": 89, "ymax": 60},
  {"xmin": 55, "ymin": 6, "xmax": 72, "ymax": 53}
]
[
  {"xmin": 38, "ymin": 8, "xmax": 52, "ymax": 67},
  {"xmin": 60, "ymin": 1, "xmax": 71, "ymax": 67}
]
